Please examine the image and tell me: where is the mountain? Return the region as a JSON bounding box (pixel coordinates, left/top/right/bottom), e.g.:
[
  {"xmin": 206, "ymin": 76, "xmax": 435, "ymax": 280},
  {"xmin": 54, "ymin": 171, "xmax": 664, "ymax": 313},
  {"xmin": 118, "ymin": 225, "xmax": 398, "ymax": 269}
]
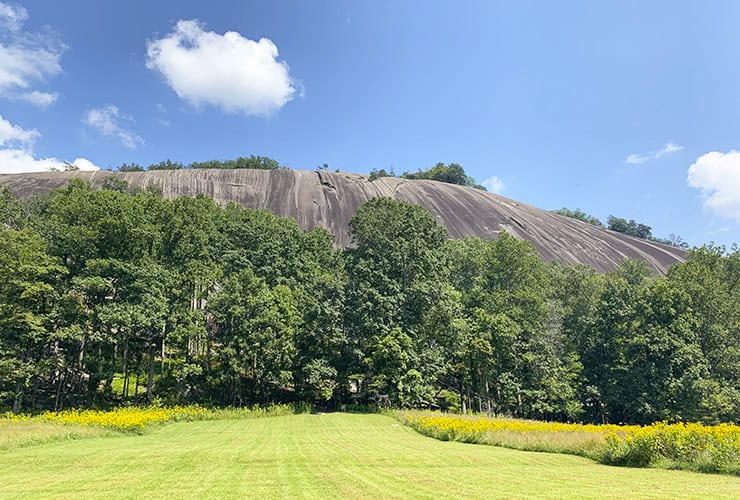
[{"xmin": 0, "ymin": 168, "xmax": 685, "ymax": 273}]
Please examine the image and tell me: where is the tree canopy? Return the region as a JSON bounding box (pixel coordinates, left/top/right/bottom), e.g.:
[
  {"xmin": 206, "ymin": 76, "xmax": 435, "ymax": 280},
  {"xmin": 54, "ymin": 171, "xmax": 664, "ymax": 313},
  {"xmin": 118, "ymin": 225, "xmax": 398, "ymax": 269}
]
[
  {"xmin": 0, "ymin": 184, "xmax": 735, "ymax": 426},
  {"xmin": 367, "ymin": 163, "xmax": 487, "ymax": 191},
  {"xmin": 552, "ymin": 208, "xmax": 688, "ymax": 249},
  {"xmin": 115, "ymin": 155, "xmax": 283, "ymax": 172},
  {"xmin": 401, "ymin": 163, "xmax": 487, "ymax": 190},
  {"xmin": 553, "ymin": 208, "xmax": 605, "ymax": 228}
]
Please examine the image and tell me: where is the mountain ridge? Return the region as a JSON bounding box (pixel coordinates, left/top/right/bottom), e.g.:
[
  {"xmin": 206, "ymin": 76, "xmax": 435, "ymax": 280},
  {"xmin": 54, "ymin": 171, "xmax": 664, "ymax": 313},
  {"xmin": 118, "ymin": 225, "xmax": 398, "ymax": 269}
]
[{"xmin": 0, "ymin": 168, "xmax": 686, "ymax": 273}]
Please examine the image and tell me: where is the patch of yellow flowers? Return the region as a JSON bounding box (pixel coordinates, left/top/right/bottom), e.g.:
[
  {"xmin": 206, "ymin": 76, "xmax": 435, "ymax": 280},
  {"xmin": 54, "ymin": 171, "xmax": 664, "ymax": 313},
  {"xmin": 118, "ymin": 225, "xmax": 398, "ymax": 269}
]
[
  {"xmin": 4, "ymin": 406, "xmax": 211, "ymax": 433},
  {"xmin": 399, "ymin": 412, "xmax": 740, "ymax": 475},
  {"xmin": 407, "ymin": 413, "xmax": 641, "ymax": 437},
  {"xmin": 1, "ymin": 404, "xmax": 300, "ymax": 434}
]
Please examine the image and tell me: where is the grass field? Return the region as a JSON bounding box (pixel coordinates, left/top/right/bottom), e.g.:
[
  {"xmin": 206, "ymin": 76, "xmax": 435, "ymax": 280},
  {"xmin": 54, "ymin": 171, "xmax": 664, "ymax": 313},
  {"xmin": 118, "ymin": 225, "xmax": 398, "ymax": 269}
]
[
  {"xmin": 1, "ymin": 413, "xmax": 738, "ymax": 499},
  {"xmin": 0, "ymin": 420, "xmax": 112, "ymax": 451}
]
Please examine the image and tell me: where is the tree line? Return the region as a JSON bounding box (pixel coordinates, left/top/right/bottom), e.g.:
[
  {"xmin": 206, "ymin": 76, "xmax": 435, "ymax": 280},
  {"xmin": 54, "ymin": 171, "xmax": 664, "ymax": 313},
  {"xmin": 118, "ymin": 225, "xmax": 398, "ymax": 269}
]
[
  {"xmin": 0, "ymin": 182, "xmax": 737, "ymax": 424},
  {"xmin": 118, "ymin": 157, "xmax": 488, "ymax": 192},
  {"xmin": 369, "ymin": 162, "xmax": 488, "ymax": 190},
  {"xmin": 553, "ymin": 208, "xmax": 689, "ymax": 249},
  {"xmin": 117, "ymin": 155, "xmax": 283, "ymax": 172}
]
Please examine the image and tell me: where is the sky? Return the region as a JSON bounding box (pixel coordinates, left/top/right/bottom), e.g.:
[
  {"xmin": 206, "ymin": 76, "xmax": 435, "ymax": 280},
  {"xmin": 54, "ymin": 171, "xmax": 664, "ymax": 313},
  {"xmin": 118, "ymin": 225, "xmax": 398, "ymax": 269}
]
[{"xmin": 1, "ymin": 1, "xmax": 739, "ymax": 247}]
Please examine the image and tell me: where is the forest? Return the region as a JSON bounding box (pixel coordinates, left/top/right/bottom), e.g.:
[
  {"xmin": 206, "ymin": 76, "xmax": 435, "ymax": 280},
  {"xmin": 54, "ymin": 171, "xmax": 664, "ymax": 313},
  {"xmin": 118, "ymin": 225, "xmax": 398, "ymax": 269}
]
[{"xmin": 0, "ymin": 180, "xmax": 738, "ymax": 425}]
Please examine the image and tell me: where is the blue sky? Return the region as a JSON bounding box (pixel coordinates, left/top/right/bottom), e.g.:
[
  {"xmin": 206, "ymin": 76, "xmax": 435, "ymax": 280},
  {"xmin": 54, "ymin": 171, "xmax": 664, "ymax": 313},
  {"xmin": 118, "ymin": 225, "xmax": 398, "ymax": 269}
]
[{"xmin": 1, "ymin": 1, "xmax": 739, "ymax": 247}]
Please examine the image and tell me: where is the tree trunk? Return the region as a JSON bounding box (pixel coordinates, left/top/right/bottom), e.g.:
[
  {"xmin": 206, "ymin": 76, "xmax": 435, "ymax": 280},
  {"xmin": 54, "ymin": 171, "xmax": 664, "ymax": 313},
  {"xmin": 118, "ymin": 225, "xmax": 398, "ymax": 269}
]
[
  {"xmin": 485, "ymin": 378, "xmax": 492, "ymax": 416},
  {"xmin": 122, "ymin": 340, "xmax": 129, "ymax": 401},
  {"xmin": 206, "ymin": 324, "xmax": 212, "ymax": 374},
  {"xmin": 30, "ymin": 377, "xmax": 39, "ymax": 412},
  {"xmin": 54, "ymin": 369, "xmax": 65, "ymax": 411},
  {"xmin": 516, "ymin": 392, "xmax": 522, "ymax": 418},
  {"xmin": 12, "ymin": 382, "xmax": 23, "ymax": 414},
  {"xmin": 253, "ymin": 352, "xmax": 258, "ymax": 402},
  {"xmin": 92, "ymin": 344, "xmax": 104, "ymax": 406},
  {"xmin": 460, "ymin": 380, "xmax": 467, "ymax": 415},
  {"xmin": 78, "ymin": 334, "xmax": 87, "ymax": 369},
  {"xmin": 146, "ymin": 344, "xmax": 155, "ymax": 405},
  {"xmin": 134, "ymin": 351, "xmax": 141, "ymax": 398},
  {"xmin": 160, "ymin": 331, "xmax": 166, "ymax": 375}
]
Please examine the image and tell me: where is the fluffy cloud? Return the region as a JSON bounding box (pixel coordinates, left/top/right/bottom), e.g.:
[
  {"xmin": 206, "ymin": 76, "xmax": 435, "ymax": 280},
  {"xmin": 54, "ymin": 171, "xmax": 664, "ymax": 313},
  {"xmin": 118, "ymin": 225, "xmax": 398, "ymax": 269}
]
[
  {"xmin": 67, "ymin": 157, "xmax": 99, "ymax": 171},
  {"xmin": 687, "ymin": 151, "xmax": 740, "ymax": 222},
  {"xmin": 0, "ymin": 113, "xmax": 39, "ymax": 145},
  {"xmin": 146, "ymin": 20, "xmax": 297, "ymax": 116},
  {"xmin": 0, "ymin": 149, "xmax": 99, "ymax": 173},
  {"xmin": 83, "ymin": 105, "xmax": 144, "ymax": 149},
  {"xmin": 626, "ymin": 142, "xmax": 683, "ymax": 165},
  {"xmin": 483, "ymin": 175, "xmax": 505, "ymax": 194},
  {"xmin": 0, "ymin": 113, "xmax": 97, "ymax": 174},
  {"xmin": 0, "ymin": 2, "xmax": 63, "ymax": 106}
]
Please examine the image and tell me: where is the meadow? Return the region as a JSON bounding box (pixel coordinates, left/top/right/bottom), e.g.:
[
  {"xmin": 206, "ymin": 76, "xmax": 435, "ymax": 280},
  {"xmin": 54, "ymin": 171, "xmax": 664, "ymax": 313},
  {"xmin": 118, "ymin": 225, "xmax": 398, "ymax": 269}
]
[
  {"xmin": 1, "ymin": 404, "xmax": 302, "ymax": 439},
  {"xmin": 1, "ymin": 410, "xmax": 739, "ymax": 498},
  {"xmin": 402, "ymin": 411, "xmax": 740, "ymax": 476},
  {"xmin": 398, "ymin": 411, "xmax": 740, "ymax": 476}
]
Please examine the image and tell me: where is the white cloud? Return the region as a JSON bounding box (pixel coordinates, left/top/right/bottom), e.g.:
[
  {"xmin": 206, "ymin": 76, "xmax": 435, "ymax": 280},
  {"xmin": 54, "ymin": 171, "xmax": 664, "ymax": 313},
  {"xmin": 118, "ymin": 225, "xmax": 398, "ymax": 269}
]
[
  {"xmin": 0, "ymin": 113, "xmax": 98, "ymax": 174},
  {"xmin": 17, "ymin": 89, "xmax": 57, "ymax": 106},
  {"xmin": 0, "ymin": 148, "xmax": 61, "ymax": 172},
  {"xmin": 626, "ymin": 142, "xmax": 684, "ymax": 165},
  {"xmin": 0, "ymin": 2, "xmax": 63, "ymax": 106},
  {"xmin": 0, "ymin": 149, "xmax": 99, "ymax": 173},
  {"xmin": 687, "ymin": 150, "xmax": 740, "ymax": 222},
  {"xmin": 83, "ymin": 105, "xmax": 144, "ymax": 149},
  {"xmin": 0, "ymin": 2, "xmax": 27, "ymax": 32},
  {"xmin": 483, "ymin": 175, "xmax": 505, "ymax": 194},
  {"xmin": 146, "ymin": 20, "xmax": 297, "ymax": 116},
  {"xmin": 68, "ymin": 157, "xmax": 99, "ymax": 171},
  {"xmin": 0, "ymin": 113, "xmax": 38, "ymax": 145}
]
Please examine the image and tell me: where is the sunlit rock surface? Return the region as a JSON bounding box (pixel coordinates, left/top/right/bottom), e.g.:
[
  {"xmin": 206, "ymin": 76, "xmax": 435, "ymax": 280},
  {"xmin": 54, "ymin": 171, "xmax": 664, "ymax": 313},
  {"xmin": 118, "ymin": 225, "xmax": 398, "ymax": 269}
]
[{"xmin": 1, "ymin": 168, "xmax": 686, "ymax": 273}]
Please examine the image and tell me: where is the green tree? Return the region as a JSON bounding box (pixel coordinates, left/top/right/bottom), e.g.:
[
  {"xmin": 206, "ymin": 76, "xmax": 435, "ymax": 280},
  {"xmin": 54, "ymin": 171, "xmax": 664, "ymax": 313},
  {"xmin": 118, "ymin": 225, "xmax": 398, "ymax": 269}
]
[
  {"xmin": 463, "ymin": 233, "xmax": 581, "ymax": 419},
  {"xmin": 345, "ymin": 198, "xmax": 448, "ymax": 405},
  {"xmin": 665, "ymin": 245, "xmax": 740, "ymax": 422},
  {"xmin": 117, "ymin": 163, "xmax": 145, "ymax": 172},
  {"xmin": 148, "ymin": 159, "xmax": 184, "ymax": 170},
  {"xmin": 401, "ymin": 163, "xmax": 486, "ymax": 190},
  {"xmin": 210, "ymin": 269, "xmax": 299, "ymax": 404},
  {"xmin": 0, "ymin": 228, "xmax": 65, "ymax": 412},
  {"xmin": 607, "ymin": 215, "xmax": 652, "ymax": 239},
  {"xmin": 552, "ymin": 208, "xmax": 604, "ymax": 228}
]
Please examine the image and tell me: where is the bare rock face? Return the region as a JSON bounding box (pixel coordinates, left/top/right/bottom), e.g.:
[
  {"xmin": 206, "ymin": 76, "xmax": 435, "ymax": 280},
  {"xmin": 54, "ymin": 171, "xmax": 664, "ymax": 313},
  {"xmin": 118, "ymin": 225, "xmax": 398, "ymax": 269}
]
[{"xmin": 0, "ymin": 169, "xmax": 686, "ymax": 273}]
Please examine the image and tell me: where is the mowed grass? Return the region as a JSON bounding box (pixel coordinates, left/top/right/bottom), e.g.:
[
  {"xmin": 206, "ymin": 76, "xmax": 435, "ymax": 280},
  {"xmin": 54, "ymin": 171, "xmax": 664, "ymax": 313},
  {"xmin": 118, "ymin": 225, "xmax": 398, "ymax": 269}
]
[{"xmin": 1, "ymin": 413, "xmax": 739, "ymax": 499}]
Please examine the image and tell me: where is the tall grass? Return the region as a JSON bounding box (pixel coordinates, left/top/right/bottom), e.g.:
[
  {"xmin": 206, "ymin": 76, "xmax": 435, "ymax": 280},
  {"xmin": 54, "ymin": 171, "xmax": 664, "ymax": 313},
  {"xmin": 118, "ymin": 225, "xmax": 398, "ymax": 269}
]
[
  {"xmin": 0, "ymin": 403, "xmax": 310, "ymax": 447},
  {"xmin": 397, "ymin": 411, "xmax": 740, "ymax": 476},
  {"xmin": 0, "ymin": 420, "xmax": 113, "ymax": 451}
]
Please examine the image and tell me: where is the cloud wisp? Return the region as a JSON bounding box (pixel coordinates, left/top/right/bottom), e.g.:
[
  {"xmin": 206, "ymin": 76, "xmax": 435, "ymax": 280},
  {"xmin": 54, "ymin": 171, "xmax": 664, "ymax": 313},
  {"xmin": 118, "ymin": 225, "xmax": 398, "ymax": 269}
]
[
  {"xmin": 83, "ymin": 105, "xmax": 144, "ymax": 149},
  {"xmin": 17, "ymin": 89, "xmax": 58, "ymax": 106},
  {"xmin": 483, "ymin": 175, "xmax": 505, "ymax": 194},
  {"xmin": 626, "ymin": 142, "xmax": 683, "ymax": 165},
  {"xmin": 687, "ymin": 150, "xmax": 740, "ymax": 222},
  {"xmin": 0, "ymin": 113, "xmax": 98, "ymax": 173},
  {"xmin": 0, "ymin": 2, "xmax": 27, "ymax": 31},
  {"xmin": 145, "ymin": 19, "xmax": 297, "ymax": 116},
  {"xmin": 0, "ymin": 1, "xmax": 63, "ymax": 106}
]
